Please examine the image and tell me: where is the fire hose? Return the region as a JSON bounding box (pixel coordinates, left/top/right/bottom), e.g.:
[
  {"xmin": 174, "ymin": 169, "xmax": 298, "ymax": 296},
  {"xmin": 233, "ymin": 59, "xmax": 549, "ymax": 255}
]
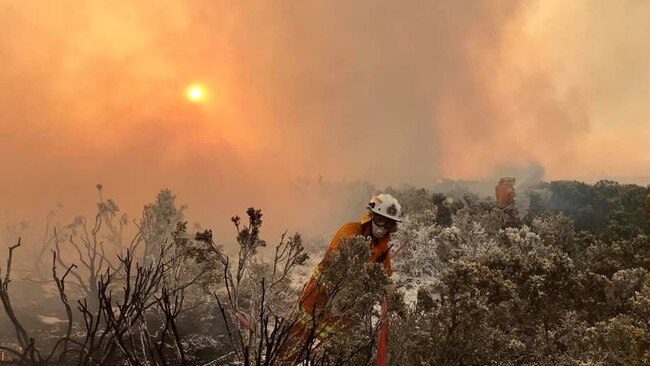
[{"xmin": 377, "ymin": 240, "xmax": 409, "ymax": 366}]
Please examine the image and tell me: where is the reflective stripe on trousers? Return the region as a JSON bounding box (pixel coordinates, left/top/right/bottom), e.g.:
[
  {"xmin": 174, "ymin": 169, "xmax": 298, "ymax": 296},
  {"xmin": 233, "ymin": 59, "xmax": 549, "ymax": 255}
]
[{"xmin": 295, "ymin": 305, "xmax": 334, "ymax": 339}]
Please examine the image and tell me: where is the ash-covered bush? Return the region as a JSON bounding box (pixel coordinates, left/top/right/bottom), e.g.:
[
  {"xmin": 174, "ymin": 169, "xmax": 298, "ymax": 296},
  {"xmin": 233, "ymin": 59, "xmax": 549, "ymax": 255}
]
[{"xmin": 385, "ymin": 182, "xmax": 650, "ymax": 365}]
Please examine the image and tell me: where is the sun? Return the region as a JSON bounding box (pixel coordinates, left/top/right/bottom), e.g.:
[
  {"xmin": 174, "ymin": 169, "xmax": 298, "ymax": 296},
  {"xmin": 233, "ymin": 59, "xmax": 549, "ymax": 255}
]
[{"xmin": 185, "ymin": 84, "xmax": 207, "ymax": 103}]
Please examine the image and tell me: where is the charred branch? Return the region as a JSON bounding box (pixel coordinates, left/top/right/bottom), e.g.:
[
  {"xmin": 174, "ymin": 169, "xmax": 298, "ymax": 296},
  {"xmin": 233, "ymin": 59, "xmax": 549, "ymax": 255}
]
[{"xmin": 0, "ymin": 239, "xmax": 31, "ymax": 350}]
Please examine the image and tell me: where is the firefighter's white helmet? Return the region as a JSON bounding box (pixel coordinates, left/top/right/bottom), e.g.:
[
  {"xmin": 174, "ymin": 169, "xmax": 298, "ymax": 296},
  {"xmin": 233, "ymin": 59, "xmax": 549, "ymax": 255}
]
[{"xmin": 367, "ymin": 194, "xmax": 403, "ymax": 222}]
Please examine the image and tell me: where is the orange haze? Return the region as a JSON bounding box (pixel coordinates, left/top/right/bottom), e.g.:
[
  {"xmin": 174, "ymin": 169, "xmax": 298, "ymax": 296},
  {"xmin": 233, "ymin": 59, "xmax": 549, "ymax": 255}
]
[{"xmin": 1, "ymin": 1, "xmax": 649, "ymax": 242}]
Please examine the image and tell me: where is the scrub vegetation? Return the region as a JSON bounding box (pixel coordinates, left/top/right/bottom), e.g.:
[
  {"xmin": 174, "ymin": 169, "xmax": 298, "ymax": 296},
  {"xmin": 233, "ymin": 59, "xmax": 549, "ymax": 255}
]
[{"xmin": 1, "ymin": 180, "xmax": 649, "ymax": 365}]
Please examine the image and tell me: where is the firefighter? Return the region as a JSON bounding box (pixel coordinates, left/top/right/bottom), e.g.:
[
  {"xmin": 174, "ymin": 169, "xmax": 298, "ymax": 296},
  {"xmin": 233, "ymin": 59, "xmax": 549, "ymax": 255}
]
[
  {"xmin": 280, "ymin": 193, "xmax": 402, "ymax": 362},
  {"xmin": 495, "ymin": 177, "xmax": 522, "ymax": 228},
  {"xmin": 495, "ymin": 177, "xmax": 516, "ymax": 209}
]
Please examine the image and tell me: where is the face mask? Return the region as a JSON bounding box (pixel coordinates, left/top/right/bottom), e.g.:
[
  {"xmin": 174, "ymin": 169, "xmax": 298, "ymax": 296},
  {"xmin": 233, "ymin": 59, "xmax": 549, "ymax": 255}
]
[{"xmin": 372, "ymin": 221, "xmax": 388, "ymax": 238}]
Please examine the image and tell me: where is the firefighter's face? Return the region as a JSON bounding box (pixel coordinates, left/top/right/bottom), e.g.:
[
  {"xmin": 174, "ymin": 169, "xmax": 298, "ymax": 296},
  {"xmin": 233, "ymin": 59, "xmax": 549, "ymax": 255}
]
[
  {"xmin": 370, "ymin": 213, "xmax": 396, "ymax": 238},
  {"xmin": 372, "ymin": 213, "xmax": 397, "ymax": 231}
]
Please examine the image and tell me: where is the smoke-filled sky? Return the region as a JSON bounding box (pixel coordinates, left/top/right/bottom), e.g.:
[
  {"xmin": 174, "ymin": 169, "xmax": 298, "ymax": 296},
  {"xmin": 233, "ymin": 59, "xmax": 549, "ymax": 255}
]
[{"xmin": 1, "ymin": 0, "xmax": 649, "ymax": 239}]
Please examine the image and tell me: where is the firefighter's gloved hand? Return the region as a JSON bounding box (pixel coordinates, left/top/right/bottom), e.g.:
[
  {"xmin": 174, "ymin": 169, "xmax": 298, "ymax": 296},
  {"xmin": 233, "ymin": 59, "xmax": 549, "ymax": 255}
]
[{"xmin": 384, "ymin": 283, "xmax": 397, "ymax": 294}]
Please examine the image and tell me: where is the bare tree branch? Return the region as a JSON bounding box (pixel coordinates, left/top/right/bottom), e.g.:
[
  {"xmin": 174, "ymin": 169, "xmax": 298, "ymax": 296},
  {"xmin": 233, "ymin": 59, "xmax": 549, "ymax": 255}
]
[{"xmin": 0, "ymin": 239, "xmax": 31, "ymax": 350}]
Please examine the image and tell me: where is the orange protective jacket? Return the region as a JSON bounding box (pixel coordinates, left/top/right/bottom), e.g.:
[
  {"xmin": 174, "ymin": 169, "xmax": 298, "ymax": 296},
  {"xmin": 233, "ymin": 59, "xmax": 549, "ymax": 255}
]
[{"xmin": 294, "ymin": 215, "xmax": 393, "ymax": 339}]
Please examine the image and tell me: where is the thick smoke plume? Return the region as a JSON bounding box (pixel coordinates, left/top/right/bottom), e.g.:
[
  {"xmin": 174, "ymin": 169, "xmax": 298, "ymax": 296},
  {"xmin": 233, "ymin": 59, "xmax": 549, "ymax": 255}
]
[{"xmin": 1, "ymin": 1, "xmax": 649, "ymax": 240}]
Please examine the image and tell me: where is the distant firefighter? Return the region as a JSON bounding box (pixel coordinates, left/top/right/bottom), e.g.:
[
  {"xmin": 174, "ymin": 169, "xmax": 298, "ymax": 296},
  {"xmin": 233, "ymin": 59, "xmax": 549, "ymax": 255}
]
[
  {"xmin": 645, "ymin": 184, "xmax": 650, "ymax": 214},
  {"xmin": 496, "ymin": 177, "xmax": 516, "ymax": 209}
]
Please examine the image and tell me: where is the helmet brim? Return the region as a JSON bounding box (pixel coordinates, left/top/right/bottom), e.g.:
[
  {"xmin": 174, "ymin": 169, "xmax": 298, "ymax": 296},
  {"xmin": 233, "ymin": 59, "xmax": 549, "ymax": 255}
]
[{"xmin": 368, "ymin": 207, "xmax": 402, "ymax": 223}]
